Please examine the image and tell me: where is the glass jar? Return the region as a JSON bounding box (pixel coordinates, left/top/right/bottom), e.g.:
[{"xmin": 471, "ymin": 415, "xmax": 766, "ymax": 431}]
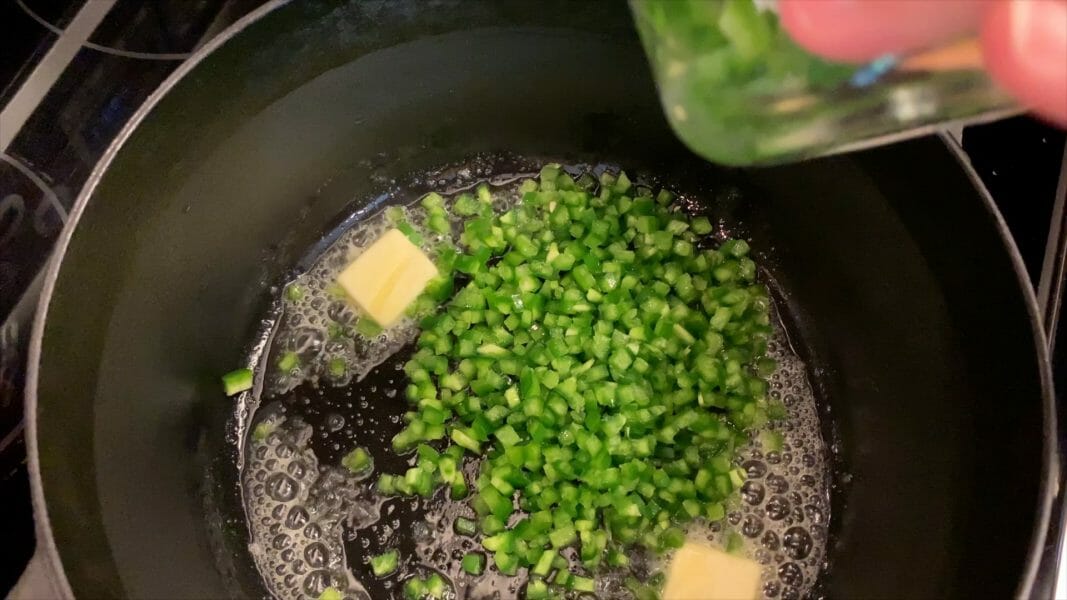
[{"xmin": 630, "ymin": 0, "xmax": 1018, "ymax": 166}]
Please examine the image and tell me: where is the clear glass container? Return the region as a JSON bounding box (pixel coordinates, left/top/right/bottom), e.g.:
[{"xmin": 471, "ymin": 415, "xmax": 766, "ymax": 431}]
[{"xmin": 630, "ymin": 0, "xmax": 1018, "ymax": 166}]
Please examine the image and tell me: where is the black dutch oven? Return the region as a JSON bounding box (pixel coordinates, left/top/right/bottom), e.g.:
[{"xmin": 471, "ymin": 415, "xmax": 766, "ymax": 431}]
[{"xmin": 15, "ymin": 1, "xmax": 1059, "ymax": 598}]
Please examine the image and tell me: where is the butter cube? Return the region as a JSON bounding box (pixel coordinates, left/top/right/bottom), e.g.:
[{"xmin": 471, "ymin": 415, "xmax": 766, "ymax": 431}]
[
  {"xmin": 336, "ymin": 228, "xmax": 438, "ymax": 327},
  {"xmin": 663, "ymin": 541, "xmax": 761, "ymax": 600}
]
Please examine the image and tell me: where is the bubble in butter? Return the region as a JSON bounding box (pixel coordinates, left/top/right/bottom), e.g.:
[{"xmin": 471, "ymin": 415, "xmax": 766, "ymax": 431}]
[
  {"xmin": 663, "ymin": 541, "xmax": 762, "ymax": 600},
  {"xmin": 336, "ymin": 228, "xmax": 438, "ymax": 327}
]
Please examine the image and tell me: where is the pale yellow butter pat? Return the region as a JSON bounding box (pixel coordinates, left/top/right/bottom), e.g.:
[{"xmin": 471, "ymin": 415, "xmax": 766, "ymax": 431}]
[
  {"xmin": 336, "ymin": 228, "xmax": 438, "ymax": 327},
  {"xmin": 663, "ymin": 542, "xmax": 761, "ymax": 600}
]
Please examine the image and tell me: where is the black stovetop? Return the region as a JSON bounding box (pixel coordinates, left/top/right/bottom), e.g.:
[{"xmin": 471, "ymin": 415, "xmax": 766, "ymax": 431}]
[{"xmin": 0, "ymin": 0, "xmax": 1064, "ymax": 595}]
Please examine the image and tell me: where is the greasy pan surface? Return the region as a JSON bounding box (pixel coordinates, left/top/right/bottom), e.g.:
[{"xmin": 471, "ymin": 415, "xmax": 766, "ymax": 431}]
[{"xmin": 26, "ymin": 0, "xmax": 1054, "ymax": 598}]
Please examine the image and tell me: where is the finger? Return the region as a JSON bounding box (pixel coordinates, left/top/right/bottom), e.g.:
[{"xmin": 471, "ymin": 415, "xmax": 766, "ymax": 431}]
[
  {"xmin": 778, "ymin": 0, "xmax": 987, "ymax": 63},
  {"xmin": 981, "ymin": 0, "xmax": 1067, "ymax": 126}
]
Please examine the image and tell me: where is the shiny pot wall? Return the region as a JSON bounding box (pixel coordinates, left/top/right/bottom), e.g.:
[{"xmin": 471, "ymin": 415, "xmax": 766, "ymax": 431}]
[{"xmin": 26, "ymin": 0, "xmax": 1054, "ymax": 598}]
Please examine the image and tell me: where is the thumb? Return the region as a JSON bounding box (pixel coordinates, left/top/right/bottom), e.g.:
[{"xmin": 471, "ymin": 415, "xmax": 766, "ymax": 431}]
[{"xmin": 981, "ymin": 0, "xmax": 1067, "ymax": 126}]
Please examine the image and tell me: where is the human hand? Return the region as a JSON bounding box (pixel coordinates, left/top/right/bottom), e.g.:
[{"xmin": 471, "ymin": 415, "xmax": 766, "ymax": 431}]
[{"xmin": 778, "ymin": 0, "xmax": 1067, "ymax": 126}]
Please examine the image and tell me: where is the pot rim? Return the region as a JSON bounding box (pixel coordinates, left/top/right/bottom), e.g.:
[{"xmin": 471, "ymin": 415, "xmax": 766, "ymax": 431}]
[
  {"xmin": 22, "ymin": 0, "xmax": 292, "ymax": 596},
  {"xmin": 939, "ymin": 136, "xmax": 1059, "ymax": 598}
]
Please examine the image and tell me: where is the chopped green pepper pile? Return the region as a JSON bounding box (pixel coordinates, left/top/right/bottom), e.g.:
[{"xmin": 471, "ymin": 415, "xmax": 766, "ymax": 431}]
[
  {"xmin": 376, "ymin": 165, "xmax": 779, "ymax": 596},
  {"xmin": 635, "ymin": 0, "xmax": 851, "ymax": 93},
  {"xmin": 631, "ymin": 0, "xmax": 857, "ymax": 164}
]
